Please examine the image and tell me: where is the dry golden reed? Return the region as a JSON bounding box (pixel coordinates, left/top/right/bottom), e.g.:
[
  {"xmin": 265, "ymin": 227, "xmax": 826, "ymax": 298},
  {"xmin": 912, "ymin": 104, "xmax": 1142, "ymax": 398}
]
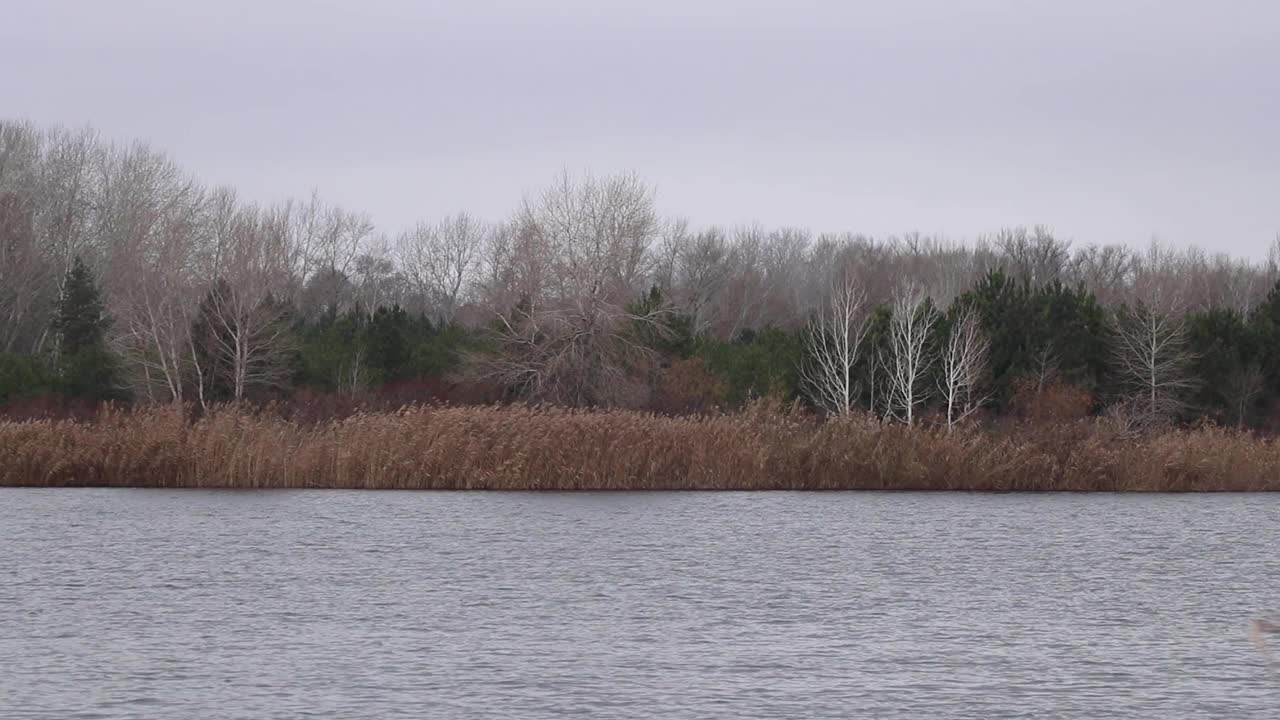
[{"xmin": 2, "ymin": 402, "xmax": 1279, "ymax": 491}]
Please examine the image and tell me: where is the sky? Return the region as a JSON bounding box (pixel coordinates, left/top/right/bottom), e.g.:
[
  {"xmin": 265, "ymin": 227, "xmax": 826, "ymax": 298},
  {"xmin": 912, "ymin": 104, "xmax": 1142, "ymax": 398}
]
[{"xmin": 3, "ymin": 0, "xmax": 1277, "ymax": 257}]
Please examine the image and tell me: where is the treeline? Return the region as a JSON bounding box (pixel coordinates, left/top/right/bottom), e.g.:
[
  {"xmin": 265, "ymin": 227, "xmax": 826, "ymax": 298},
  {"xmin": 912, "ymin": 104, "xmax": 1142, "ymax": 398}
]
[{"xmin": 2, "ymin": 119, "xmax": 1280, "ymax": 430}]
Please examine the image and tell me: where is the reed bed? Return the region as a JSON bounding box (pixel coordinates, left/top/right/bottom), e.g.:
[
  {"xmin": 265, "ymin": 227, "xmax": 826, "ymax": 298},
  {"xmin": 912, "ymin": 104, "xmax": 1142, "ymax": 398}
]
[{"xmin": 2, "ymin": 403, "xmax": 1279, "ymax": 491}]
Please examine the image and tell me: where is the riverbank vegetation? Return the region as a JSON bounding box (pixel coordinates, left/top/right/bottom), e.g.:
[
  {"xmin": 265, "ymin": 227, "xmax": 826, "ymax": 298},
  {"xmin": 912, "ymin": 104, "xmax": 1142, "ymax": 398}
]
[
  {"xmin": 4, "ymin": 119, "xmax": 1280, "ymax": 490},
  {"xmin": 2, "ymin": 403, "xmax": 1279, "ymax": 491}
]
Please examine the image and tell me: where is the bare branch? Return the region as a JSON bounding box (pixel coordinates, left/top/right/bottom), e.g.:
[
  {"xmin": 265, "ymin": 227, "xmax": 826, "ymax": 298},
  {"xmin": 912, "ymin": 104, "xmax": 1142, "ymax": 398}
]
[
  {"xmin": 937, "ymin": 305, "xmax": 991, "ymax": 431},
  {"xmin": 801, "ymin": 273, "xmax": 868, "ymax": 415},
  {"xmin": 884, "ymin": 283, "xmax": 939, "ymax": 426}
]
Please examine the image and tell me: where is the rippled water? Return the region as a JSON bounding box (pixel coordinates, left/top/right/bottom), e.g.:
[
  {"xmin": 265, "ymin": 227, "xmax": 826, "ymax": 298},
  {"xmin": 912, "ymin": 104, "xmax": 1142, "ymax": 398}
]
[{"xmin": 2, "ymin": 490, "xmax": 1279, "ymax": 718}]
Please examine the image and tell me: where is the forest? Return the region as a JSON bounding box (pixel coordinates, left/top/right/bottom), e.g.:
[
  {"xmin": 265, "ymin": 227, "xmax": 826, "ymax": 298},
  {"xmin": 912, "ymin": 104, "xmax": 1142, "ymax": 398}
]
[{"xmin": 4, "ymin": 118, "xmax": 1280, "ymax": 437}]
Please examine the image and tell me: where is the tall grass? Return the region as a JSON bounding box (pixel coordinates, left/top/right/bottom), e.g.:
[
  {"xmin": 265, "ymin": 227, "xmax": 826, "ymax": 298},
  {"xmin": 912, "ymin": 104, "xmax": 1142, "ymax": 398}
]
[{"xmin": 2, "ymin": 403, "xmax": 1279, "ymax": 490}]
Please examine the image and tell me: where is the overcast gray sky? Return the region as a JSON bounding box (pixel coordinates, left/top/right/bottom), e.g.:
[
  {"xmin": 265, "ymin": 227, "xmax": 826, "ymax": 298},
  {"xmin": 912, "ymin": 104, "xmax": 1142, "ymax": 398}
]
[{"xmin": 4, "ymin": 0, "xmax": 1277, "ymax": 257}]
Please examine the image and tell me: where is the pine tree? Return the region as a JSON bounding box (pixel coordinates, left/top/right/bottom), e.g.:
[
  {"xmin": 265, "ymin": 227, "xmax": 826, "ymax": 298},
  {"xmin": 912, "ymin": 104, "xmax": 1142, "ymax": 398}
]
[
  {"xmin": 54, "ymin": 257, "xmax": 122, "ymax": 400},
  {"xmin": 1189, "ymin": 307, "xmax": 1262, "ymax": 426},
  {"xmin": 1249, "ymin": 279, "xmax": 1280, "ymax": 416},
  {"xmin": 366, "ymin": 305, "xmax": 409, "ymax": 382},
  {"xmin": 56, "ymin": 258, "xmax": 107, "ymax": 355}
]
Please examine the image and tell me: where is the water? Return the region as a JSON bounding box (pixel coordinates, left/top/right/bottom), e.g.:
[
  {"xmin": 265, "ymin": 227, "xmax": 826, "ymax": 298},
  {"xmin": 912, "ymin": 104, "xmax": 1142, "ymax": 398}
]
[{"xmin": 2, "ymin": 490, "xmax": 1278, "ymax": 719}]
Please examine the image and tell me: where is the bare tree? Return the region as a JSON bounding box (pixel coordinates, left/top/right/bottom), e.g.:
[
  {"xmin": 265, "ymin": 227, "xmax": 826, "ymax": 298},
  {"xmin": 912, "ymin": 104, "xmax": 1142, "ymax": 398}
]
[
  {"xmin": 194, "ymin": 279, "xmax": 294, "ymax": 402},
  {"xmin": 1106, "ymin": 242, "xmax": 1197, "ymax": 424},
  {"xmin": 1267, "ymin": 235, "xmax": 1280, "ymax": 288},
  {"xmin": 120, "ymin": 265, "xmax": 199, "ymax": 404},
  {"xmin": 672, "ymin": 227, "xmax": 729, "ymax": 336},
  {"xmin": 832, "ymin": 233, "xmax": 896, "ymax": 306},
  {"xmin": 101, "ymin": 142, "xmax": 205, "ymax": 403},
  {"xmin": 351, "ymin": 240, "xmax": 400, "ymax": 315},
  {"xmin": 1205, "ymin": 252, "xmax": 1269, "ymax": 314},
  {"xmin": 761, "ymin": 227, "xmax": 812, "ymax": 326},
  {"xmin": 886, "ymin": 233, "xmax": 978, "ymax": 311},
  {"xmin": 884, "ymin": 283, "xmax": 939, "ymax": 426},
  {"xmin": 293, "ymin": 199, "xmax": 374, "ymax": 314},
  {"xmin": 190, "ymin": 205, "xmax": 295, "ymax": 402},
  {"xmin": 721, "ymin": 225, "xmax": 772, "ymax": 339},
  {"xmin": 40, "ymin": 126, "xmax": 100, "ymax": 279},
  {"xmin": 1124, "ymin": 241, "xmax": 1195, "ymax": 309},
  {"xmin": 1068, "ymin": 243, "xmax": 1135, "ymax": 307},
  {"xmin": 0, "ymin": 121, "xmax": 54, "ymax": 354},
  {"xmin": 1029, "ymin": 343, "xmax": 1060, "ymax": 394},
  {"xmin": 476, "ymin": 217, "xmax": 552, "ymax": 319},
  {"xmin": 993, "ymin": 225, "xmax": 1070, "ymax": 287},
  {"xmin": 1110, "ymin": 301, "xmax": 1195, "ymax": 423},
  {"xmin": 473, "ymin": 170, "xmax": 663, "ymax": 407},
  {"xmin": 800, "ymin": 273, "xmax": 868, "ymax": 415},
  {"xmin": 650, "ymin": 217, "xmax": 689, "ymax": 296},
  {"xmin": 937, "ymin": 305, "xmax": 991, "ymax": 430},
  {"xmin": 397, "ymin": 212, "xmax": 487, "ymax": 324}
]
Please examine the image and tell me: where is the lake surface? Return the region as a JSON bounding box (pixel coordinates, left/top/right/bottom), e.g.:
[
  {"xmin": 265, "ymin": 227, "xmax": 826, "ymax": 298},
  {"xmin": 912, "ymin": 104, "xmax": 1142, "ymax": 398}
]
[{"xmin": 2, "ymin": 490, "xmax": 1278, "ymax": 719}]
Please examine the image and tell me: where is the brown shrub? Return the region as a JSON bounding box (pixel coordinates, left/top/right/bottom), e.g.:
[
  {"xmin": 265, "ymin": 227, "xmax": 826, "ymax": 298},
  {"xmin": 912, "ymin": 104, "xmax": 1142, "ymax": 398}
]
[
  {"xmin": 0, "ymin": 394, "xmax": 108, "ymax": 422},
  {"xmin": 651, "ymin": 357, "xmax": 726, "ymax": 415},
  {"xmin": 1011, "ymin": 380, "xmax": 1094, "ymax": 424},
  {"xmin": 2, "ymin": 402, "xmax": 1278, "ymax": 491}
]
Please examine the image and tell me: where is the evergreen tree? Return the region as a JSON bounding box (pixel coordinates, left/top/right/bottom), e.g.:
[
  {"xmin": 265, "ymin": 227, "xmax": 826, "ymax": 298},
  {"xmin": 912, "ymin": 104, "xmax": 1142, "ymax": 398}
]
[
  {"xmin": 54, "ymin": 257, "xmax": 122, "ymax": 400},
  {"xmin": 366, "ymin": 305, "xmax": 410, "ymax": 382},
  {"xmin": 407, "ymin": 314, "xmax": 468, "ymax": 379},
  {"xmin": 56, "ymin": 258, "xmax": 108, "ymax": 356},
  {"xmin": 956, "ymin": 270, "xmax": 1032, "ymax": 409},
  {"xmin": 0, "ymin": 352, "xmax": 53, "ymax": 403},
  {"xmin": 295, "ymin": 308, "xmax": 368, "ymax": 391},
  {"xmin": 1189, "ymin": 307, "xmax": 1262, "ymax": 426},
  {"xmin": 1248, "ymin": 279, "xmax": 1280, "ymax": 419},
  {"xmin": 698, "ymin": 326, "xmax": 803, "ymax": 405},
  {"xmin": 1026, "ymin": 282, "xmax": 1108, "ymax": 393},
  {"xmin": 1254, "ymin": 281, "xmax": 1280, "ymax": 375},
  {"xmin": 957, "ymin": 271, "xmax": 1107, "ymax": 410}
]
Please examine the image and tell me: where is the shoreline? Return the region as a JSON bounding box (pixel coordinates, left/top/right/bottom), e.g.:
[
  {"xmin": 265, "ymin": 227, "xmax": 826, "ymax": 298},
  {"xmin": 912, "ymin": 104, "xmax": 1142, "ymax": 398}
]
[{"xmin": 3, "ymin": 404, "xmax": 1278, "ymax": 492}]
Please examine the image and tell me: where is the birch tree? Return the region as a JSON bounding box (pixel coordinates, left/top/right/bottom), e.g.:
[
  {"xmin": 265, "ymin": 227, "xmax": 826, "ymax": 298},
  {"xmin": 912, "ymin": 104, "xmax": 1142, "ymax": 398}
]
[
  {"xmin": 102, "ymin": 143, "xmax": 205, "ymax": 403},
  {"xmin": 884, "ymin": 283, "xmax": 939, "ymax": 426},
  {"xmin": 191, "ymin": 206, "xmax": 295, "ymax": 403},
  {"xmin": 937, "ymin": 305, "xmax": 991, "ymax": 430},
  {"xmin": 800, "ymin": 273, "xmax": 868, "ymax": 415},
  {"xmin": 191, "ymin": 279, "xmax": 294, "ymax": 402}
]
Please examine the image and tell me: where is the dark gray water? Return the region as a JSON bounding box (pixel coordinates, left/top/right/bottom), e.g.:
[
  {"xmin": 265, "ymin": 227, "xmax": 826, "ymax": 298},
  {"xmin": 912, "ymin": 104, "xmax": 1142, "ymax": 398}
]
[{"xmin": 2, "ymin": 490, "xmax": 1278, "ymax": 719}]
